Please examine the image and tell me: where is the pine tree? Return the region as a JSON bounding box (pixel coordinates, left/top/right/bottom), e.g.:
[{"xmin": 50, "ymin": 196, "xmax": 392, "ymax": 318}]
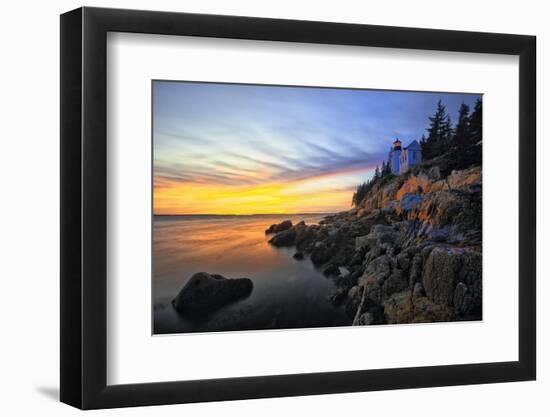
[
  {"xmin": 454, "ymin": 102, "xmax": 471, "ymax": 145},
  {"xmin": 352, "ymin": 180, "xmax": 375, "ymax": 206},
  {"xmin": 448, "ymin": 99, "xmax": 482, "ymax": 169},
  {"xmin": 444, "ymin": 115, "xmax": 453, "ymax": 141},
  {"xmin": 427, "ymin": 100, "xmax": 448, "ymax": 139},
  {"xmin": 422, "ymin": 100, "xmax": 451, "ymax": 160},
  {"xmin": 420, "ymin": 133, "xmax": 427, "ymax": 148},
  {"xmin": 465, "ymin": 98, "xmax": 482, "ymax": 166},
  {"xmin": 374, "ymin": 165, "xmax": 380, "ymax": 179},
  {"xmin": 469, "ymin": 98, "xmax": 482, "ymax": 145}
]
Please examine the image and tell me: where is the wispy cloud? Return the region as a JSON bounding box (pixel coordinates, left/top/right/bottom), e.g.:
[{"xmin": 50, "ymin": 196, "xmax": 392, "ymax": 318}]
[{"xmin": 153, "ymin": 81, "xmax": 481, "ymax": 214}]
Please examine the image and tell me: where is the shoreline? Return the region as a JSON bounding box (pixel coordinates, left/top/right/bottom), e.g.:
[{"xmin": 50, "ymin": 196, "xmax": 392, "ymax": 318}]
[
  {"xmin": 154, "ymin": 163, "xmax": 482, "ymax": 330},
  {"xmin": 153, "ymin": 212, "xmax": 338, "ymax": 218},
  {"xmin": 264, "ymin": 165, "xmax": 483, "ymax": 326}
]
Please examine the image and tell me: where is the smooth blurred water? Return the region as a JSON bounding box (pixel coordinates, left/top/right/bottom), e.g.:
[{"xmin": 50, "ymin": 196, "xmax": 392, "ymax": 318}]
[{"xmin": 153, "ymin": 214, "xmax": 350, "ymax": 334}]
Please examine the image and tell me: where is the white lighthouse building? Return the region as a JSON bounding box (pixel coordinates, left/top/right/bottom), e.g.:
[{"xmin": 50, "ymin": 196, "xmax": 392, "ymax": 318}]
[{"xmin": 389, "ymin": 138, "xmax": 422, "ymax": 174}]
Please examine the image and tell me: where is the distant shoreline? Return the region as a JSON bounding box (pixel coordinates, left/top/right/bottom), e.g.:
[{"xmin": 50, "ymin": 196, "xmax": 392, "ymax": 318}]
[{"xmin": 154, "ymin": 212, "xmax": 337, "ymax": 217}]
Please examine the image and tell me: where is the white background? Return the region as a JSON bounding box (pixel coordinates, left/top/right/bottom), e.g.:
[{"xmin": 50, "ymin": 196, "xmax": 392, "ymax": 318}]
[
  {"xmin": 0, "ymin": 0, "xmax": 547, "ymax": 416},
  {"xmin": 108, "ymin": 33, "xmax": 518, "ymax": 384}
]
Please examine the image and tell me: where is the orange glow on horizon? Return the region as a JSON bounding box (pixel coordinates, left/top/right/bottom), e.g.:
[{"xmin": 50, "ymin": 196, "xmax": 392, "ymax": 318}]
[{"xmin": 154, "ymin": 175, "xmax": 356, "ymax": 215}]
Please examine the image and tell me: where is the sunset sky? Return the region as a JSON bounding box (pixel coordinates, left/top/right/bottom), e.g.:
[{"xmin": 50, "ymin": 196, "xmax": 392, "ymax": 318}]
[{"xmin": 153, "ymin": 81, "xmax": 481, "ymax": 215}]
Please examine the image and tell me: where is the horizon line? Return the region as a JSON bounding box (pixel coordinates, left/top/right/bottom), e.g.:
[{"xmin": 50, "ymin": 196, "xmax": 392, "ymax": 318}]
[{"xmin": 153, "ymin": 212, "xmax": 339, "ymax": 217}]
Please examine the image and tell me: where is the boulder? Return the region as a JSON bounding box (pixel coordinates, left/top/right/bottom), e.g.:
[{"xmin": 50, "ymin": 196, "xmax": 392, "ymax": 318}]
[
  {"xmin": 310, "ymin": 241, "xmax": 332, "ymax": 265},
  {"xmin": 384, "ymin": 290, "xmax": 452, "ymax": 324},
  {"xmin": 453, "ymin": 282, "xmax": 470, "ymax": 316},
  {"xmin": 422, "ymin": 246, "xmax": 481, "ymax": 315},
  {"xmin": 422, "ymin": 246, "xmax": 462, "ymax": 306},
  {"xmin": 362, "ymin": 275, "xmax": 383, "ymax": 306},
  {"xmin": 265, "ymin": 220, "xmax": 292, "ymax": 234},
  {"xmin": 295, "ymin": 224, "xmax": 316, "ymax": 248},
  {"xmin": 349, "ymin": 248, "xmax": 366, "ymax": 266},
  {"xmin": 455, "ymin": 250, "xmax": 482, "ymax": 316},
  {"xmin": 411, "ymin": 296, "xmax": 452, "ymax": 323},
  {"xmin": 293, "ymin": 251, "xmax": 304, "ymax": 260},
  {"xmin": 363, "ymin": 244, "xmax": 387, "ymax": 264},
  {"xmin": 172, "ymin": 272, "xmax": 253, "ymax": 317},
  {"xmin": 339, "ymin": 266, "xmax": 362, "ymax": 289},
  {"xmin": 366, "ymin": 304, "xmax": 386, "ymax": 324},
  {"xmin": 359, "ymin": 255, "xmax": 391, "ymax": 286},
  {"xmin": 412, "ymin": 282, "xmax": 426, "ymax": 299},
  {"xmin": 327, "ymin": 226, "xmax": 339, "ymax": 237},
  {"xmin": 323, "ymin": 263, "xmax": 340, "ymax": 277},
  {"xmin": 355, "ymin": 234, "xmax": 377, "ymax": 251},
  {"xmin": 268, "ymin": 229, "xmax": 296, "ymax": 247},
  {"xmin": 345, "ymin": 285, "xmax": 364, "ymax": 317},
  {"xmin": 382, "ymin": 269, "xmax": 408, "ymax": 298},
  {"xmin": 396, "ymin": 251, "xmax": 411, "ymax": 271},
  {"xmin": 355, "ymin": 225, "xmax": 398, "ymax": 251},
  {"xmin": 372, "ymin": 224, "xmax": 399, "ymax": 242},
  {"xmin": 353, "ymin": 311, "xmax": 374, "ymax": 326},
  {"xmin": 384, "ymin": 291, "xmax": 414, "ymax": 323}
]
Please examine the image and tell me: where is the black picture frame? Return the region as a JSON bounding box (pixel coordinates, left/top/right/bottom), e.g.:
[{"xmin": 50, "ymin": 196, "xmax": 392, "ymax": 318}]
[{"xmin": 60, "ymin": 6, "xmax": 536, "ymax": 410}]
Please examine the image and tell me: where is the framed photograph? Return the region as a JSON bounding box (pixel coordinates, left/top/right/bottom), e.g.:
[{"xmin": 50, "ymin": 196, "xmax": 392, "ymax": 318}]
[{"xmin": 60, "ymin": 7, "xmax": 536, "ymax": 409}]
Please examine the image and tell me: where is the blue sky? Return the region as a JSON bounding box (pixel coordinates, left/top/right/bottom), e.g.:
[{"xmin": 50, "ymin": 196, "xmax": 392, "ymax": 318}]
[{"xmin": 153, "ymin": 81, "xmax": 481, "ymax": 214}]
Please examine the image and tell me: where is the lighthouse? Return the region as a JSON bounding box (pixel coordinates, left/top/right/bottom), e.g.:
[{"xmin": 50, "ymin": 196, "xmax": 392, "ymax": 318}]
[
  {"xmin": 389, "ymin": 138, "xmax": 402, "ymax": 174},
  {"xmin": 388, "ymin": 138, "xmax": 422, "ymax": 175}
]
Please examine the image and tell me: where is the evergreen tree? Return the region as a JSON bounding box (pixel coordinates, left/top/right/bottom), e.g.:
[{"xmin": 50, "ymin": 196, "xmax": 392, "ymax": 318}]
[
  {"xmin": 352, "ymin": 182, "xmax": 364, "ymax": 206},
  {"xmin": 469, "ymin": 98, "xmax": 482, "ymax": 144},
  {"xmin": 426, "ymin": 100, "xmax": 448, "ymax": 139},
  {"xmin": 374, "ymin": 165, "xmax": 380, "ymax": 179},
  {"xmin": 381, "ymin": 160, "xmax": 387, "ymax": 177},
  {"xmin": 465, "ymin": 98, "xmax": 482, "ymax": 166},
  {"xmin": 420, "ymin": 133, "xmax": 427, "ymax": 148},
  {"xmin": 422, "ymin": 100, "xmax": 451, "ymax": 160},
  {"xmin": 444, "ymin": 115, "xmax": 453, "ymax": 141},
  {"xmin": 454, "ymin": 102, "xmax": 471, "ymax": 145},
  {"xmin": 447, "ymin": 99, "xmax": 482, "ymax": 169},
  {"xmin": 352, "ymin": 180, "xmax": 375, "ymax": 206}
]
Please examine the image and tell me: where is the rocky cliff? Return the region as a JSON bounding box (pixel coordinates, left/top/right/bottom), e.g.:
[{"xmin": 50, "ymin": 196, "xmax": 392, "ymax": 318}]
[{"xmin": 267, "ymin": 163, "xmax": 482, "ymax": 325}]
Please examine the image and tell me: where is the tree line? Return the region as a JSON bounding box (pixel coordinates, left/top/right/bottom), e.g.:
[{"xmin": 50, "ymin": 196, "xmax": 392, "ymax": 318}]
[{"xmin": 421, "ymin": 98, "xmax": 482, "ymax": 166}]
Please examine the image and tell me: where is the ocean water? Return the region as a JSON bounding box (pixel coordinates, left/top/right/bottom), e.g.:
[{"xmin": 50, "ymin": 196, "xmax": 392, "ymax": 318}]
[{"xmin": 153, "ymin": 214, "xmax": 350, "ymax": 334}]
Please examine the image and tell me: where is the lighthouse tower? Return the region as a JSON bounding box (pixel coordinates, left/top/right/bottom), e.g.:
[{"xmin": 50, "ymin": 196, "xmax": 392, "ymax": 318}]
[{"xmin": 389, "ymin": 138, "xmax": 402, "ymax": 174}]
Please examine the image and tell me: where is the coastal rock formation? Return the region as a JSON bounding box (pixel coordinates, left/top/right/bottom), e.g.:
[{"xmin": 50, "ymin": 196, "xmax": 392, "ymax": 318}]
[
  {"xmin": 293, "ymin": 251, "xmax": 304, "ymax": 260},
  {"xmin": 172, "ymin": 272, "xmax": 253, "ymax": 317},
  {"xmin": 311, "ymin": 242, "xmax": 332, "ymax": 265},
  {"xmin": 265, "ymin": 220, "xmax": 293, "ymax": 234},
  {"xmin": 268, "ymin": 228, "xmax": 296, "ymax": 247},
  {"xmin": 266, "ymin": 163, "xmax": 482, "ymax": 325}
]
